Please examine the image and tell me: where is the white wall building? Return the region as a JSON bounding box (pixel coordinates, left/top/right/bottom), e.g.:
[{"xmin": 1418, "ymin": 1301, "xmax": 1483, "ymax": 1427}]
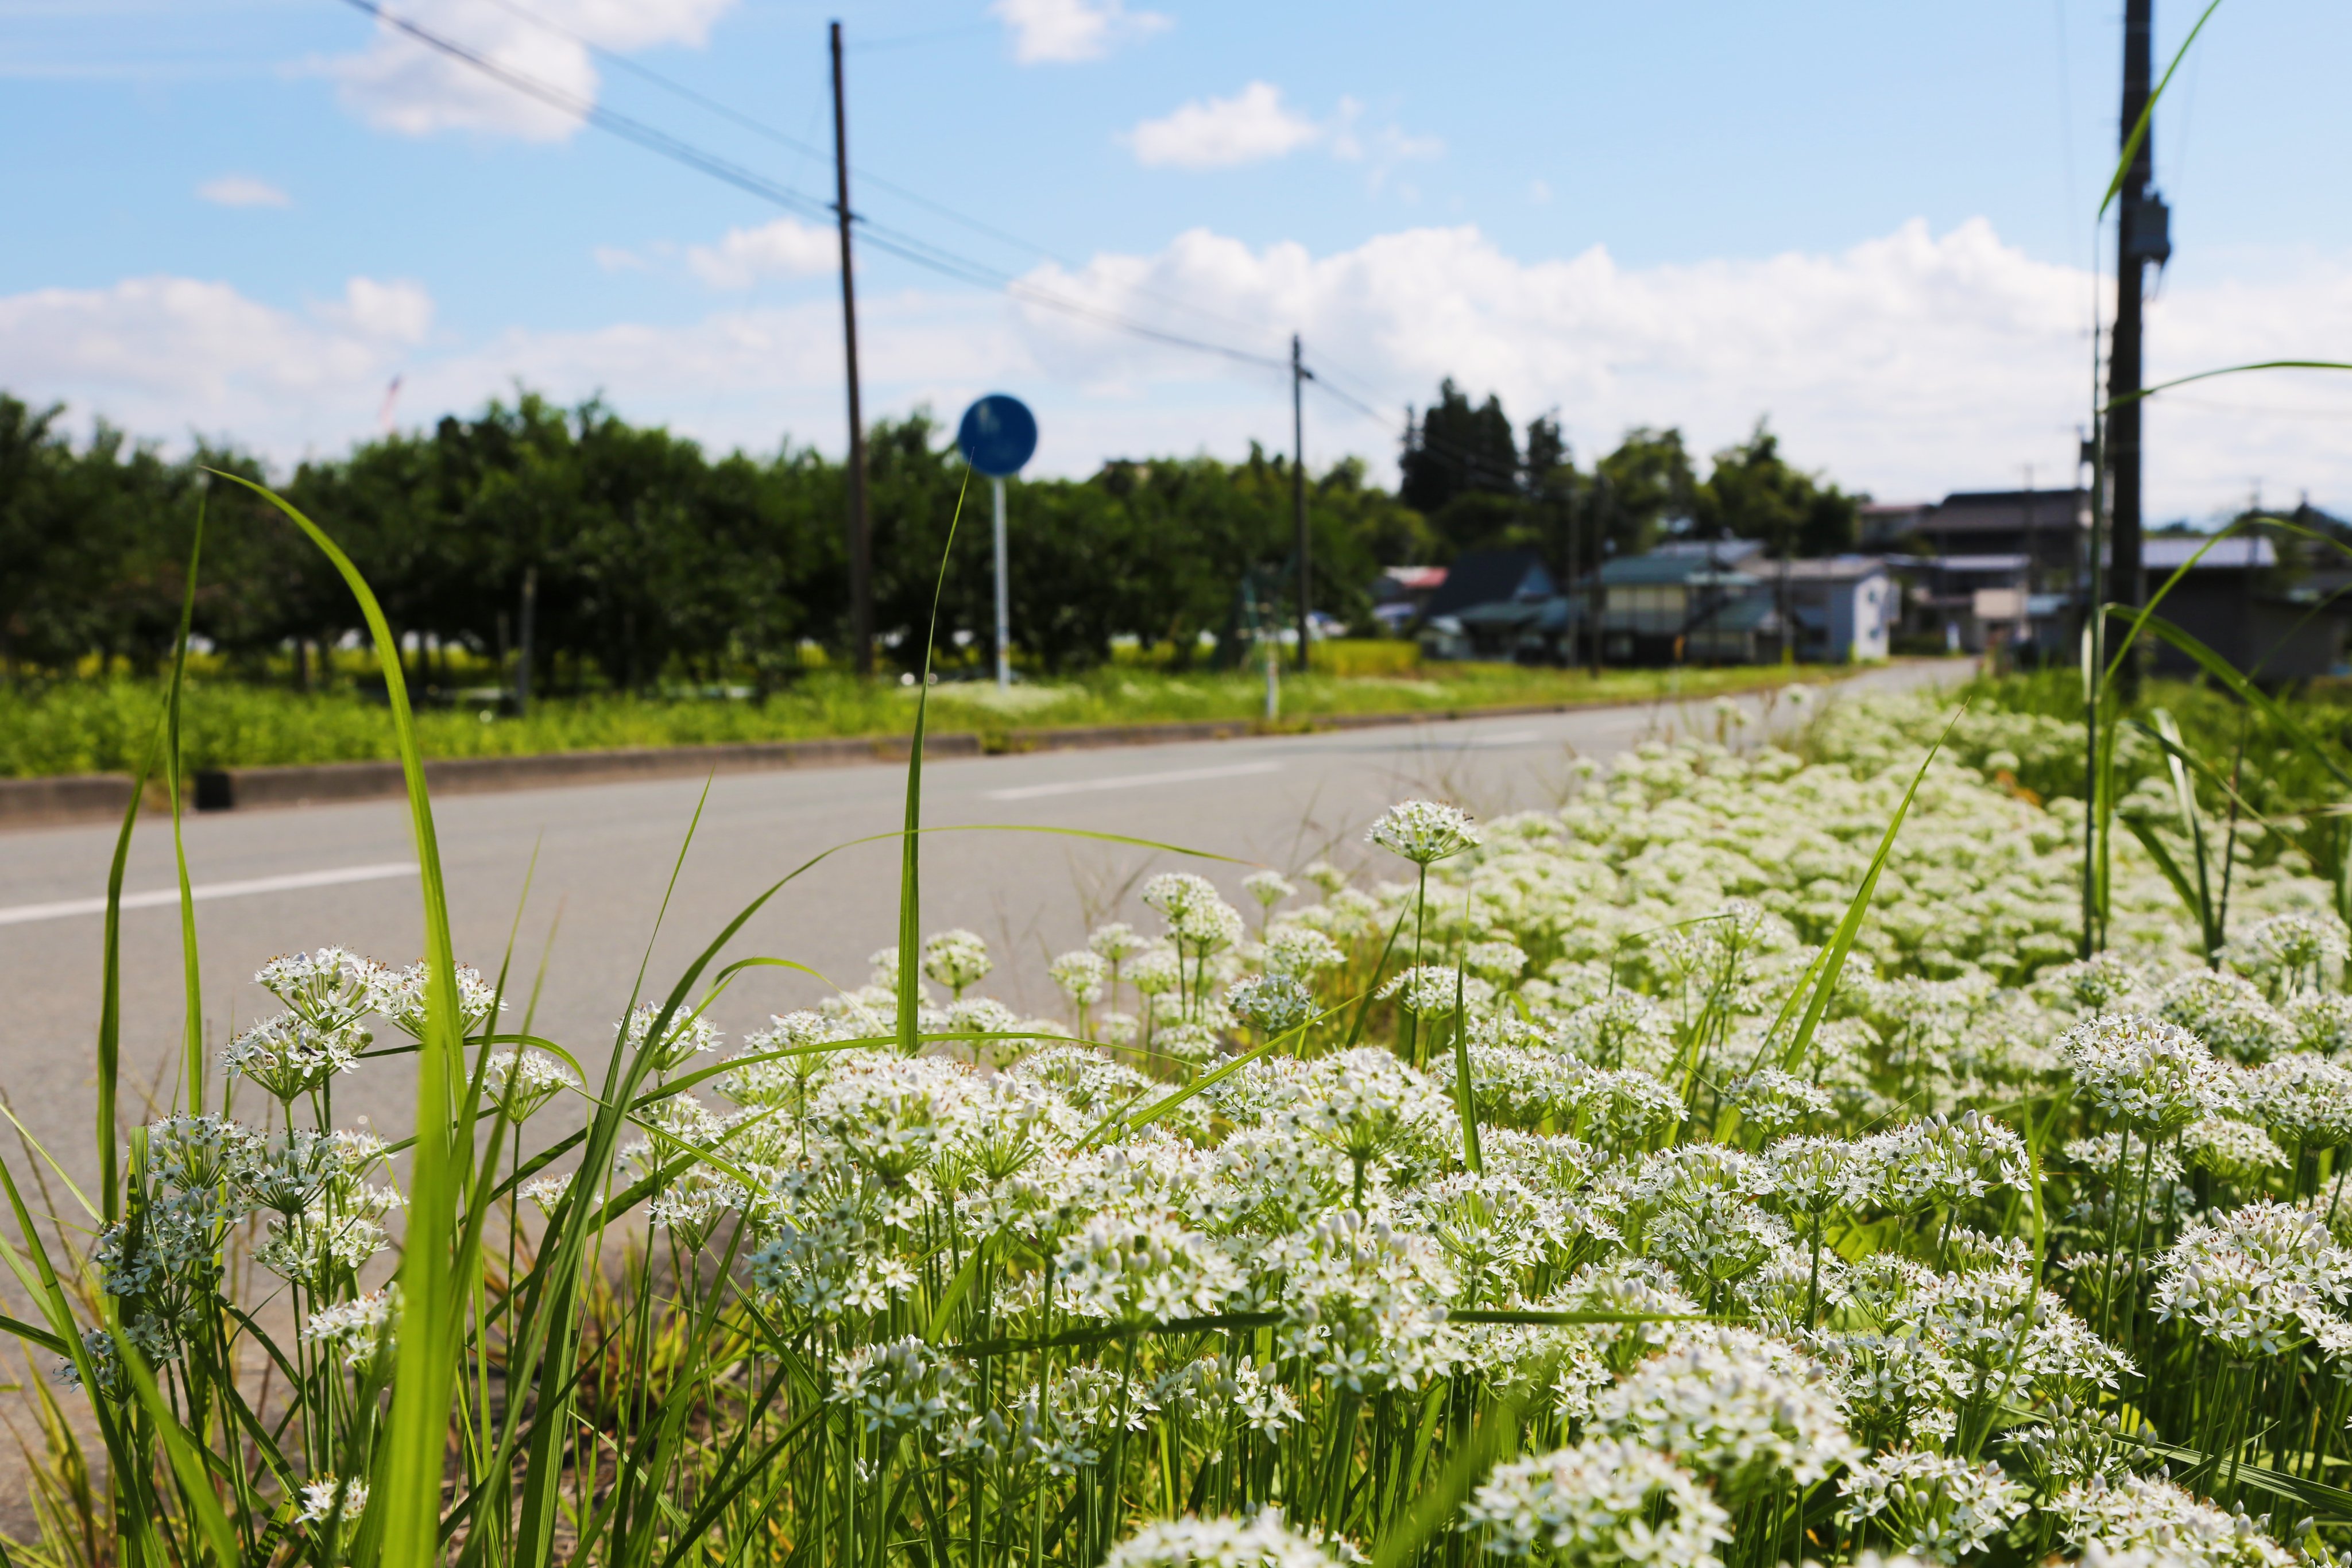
[{"xmin": 1772, "ymin": 556, "xmax": 1896, "ymax": 663}]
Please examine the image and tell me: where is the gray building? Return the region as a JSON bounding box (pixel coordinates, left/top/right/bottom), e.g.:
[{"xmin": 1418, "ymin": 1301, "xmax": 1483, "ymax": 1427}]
[{"xmin": 1596, "ymin": 541, "xmax": 1782, "ymax": 665}]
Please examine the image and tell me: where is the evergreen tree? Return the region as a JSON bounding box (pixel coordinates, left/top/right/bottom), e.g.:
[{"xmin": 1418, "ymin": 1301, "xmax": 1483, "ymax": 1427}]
[{"xmin": 1399, "ymin": 380, "xmax": 1521, "ymax": 516}]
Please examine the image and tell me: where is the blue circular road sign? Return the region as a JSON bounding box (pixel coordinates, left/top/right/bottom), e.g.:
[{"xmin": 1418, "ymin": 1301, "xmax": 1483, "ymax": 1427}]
[{"xmin": 957, "ymin": 393, "xmax": 1037, "ymax": 478}]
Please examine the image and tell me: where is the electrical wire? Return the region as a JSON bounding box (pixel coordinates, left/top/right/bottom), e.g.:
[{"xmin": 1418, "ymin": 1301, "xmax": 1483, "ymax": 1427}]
[
  {"xmin": 340, "ymin": 0, "xmax": 835, "ymax": 221},
  {"xmin": 455, "ymin": 0, "xmax": 1287, "ymax": 347},
  {"xmin": 335, "ymin": 0, "xmax": 1293, "ymax": 373}
]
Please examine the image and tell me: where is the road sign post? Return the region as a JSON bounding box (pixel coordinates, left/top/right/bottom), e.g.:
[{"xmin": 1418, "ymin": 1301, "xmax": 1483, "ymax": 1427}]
[
  {"xmin": 992, "ymin": 477, "xmax": 1010, "ymax": 687},
  {"xmin": 956, "ymin": 394, "xmax": 1038, "ymax": 690}
]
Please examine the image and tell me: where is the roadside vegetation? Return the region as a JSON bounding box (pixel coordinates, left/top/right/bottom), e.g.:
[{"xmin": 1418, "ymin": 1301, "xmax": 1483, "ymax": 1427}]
[
  {"xmin": 10, "ymin": 467, "xmax": 2352, "ymax": 1568},
  {"xmin": 0, "ymin": 653, "xmax": 1855, "ymax": 778}
]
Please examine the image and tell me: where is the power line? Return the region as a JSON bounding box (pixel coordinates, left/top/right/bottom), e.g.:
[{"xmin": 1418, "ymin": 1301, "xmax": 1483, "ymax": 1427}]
[
  {"xmin": 336, "ymin": 0, "xmax": 1292, "ymax": 374},
  {"xmin": 339, "ymin": 0, "xmax": 834, "ymax": 220},
  {"xmin": 451, "ymin": 0, "xmax": 1286, "ymax": 349}
]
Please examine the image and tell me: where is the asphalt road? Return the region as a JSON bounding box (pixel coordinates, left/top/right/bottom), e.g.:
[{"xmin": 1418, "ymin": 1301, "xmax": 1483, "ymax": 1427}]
[{"xmin": 0, "ymin": 661, "xmax": 1962, "ymax": 1192}]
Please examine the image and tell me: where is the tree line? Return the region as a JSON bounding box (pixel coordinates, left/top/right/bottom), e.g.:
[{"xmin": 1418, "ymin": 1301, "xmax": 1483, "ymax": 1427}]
[
  {"xmin": 0, "ymin": 383, "xmax": 1862, "ymax": 689},
  {"xmin": 1400, "ymin": 378, "xmax": 1864, "ymax": 589}
]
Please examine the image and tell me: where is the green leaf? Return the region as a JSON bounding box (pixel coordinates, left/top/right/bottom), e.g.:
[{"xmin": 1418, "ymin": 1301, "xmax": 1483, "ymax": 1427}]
[
  {"xmin": 898, "ymin": 473, "xmax": 975, "ymax": 1054},
  {"xmin": 1778, "ymin": 700, "xmax": 1968, "ymax": 1071},
  {"xmin": 2107, "ymin": 358, "xmax": 2352, "ymax": 411},
  {"xmin": 116, "ymin": 1334, "xmax": 243, "ymax": 1567},
  {"xmin": 2130, "ymin": 611, "xmax": 2352, "ymax": 796},
  {"xmin": 208, "ymin": 471, "xmax": 469, "ymax": 1568}
]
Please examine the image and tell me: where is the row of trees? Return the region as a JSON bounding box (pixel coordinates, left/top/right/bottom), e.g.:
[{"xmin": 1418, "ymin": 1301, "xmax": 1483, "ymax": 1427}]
[
  {"xmin": 1, "ymin": 384, "xmax": 1862, "ymax": 688},
  {"xmin": 1402, "ymin": 379, "xmax": 1864, "ymax": 584}
]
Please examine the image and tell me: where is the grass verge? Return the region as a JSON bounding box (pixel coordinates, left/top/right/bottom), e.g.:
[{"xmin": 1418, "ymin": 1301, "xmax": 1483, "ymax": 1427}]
[{"xmin": 0, "ymin": 658, "xmax": 1902, "ymax": 778}]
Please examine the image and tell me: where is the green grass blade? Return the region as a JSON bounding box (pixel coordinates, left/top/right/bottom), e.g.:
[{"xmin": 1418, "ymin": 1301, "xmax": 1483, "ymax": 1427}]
[
  {"xmin": 115, "ymin": 1339, "xmax": 242, "ymax": 1566},
  {"xmin": 94, "ymin": 712, "xmax": 165, "ymax": 1227},
  {"xmin": 898, "ymin": 471, "xmax": 974, "ymax": 1054},
  {"xmin": 2133, "ymin": 612, "xmax": 2352, "ymax": 794},
  {"xmin": 2106, "ymin": 358, "xmax": 2352, "ymax": 410},
  {"xmin": 1370, "ymin": 1366, "xmax": 1539, "ymax": 1568},
  {"xmin": 2127, "ymin": 717, "xmax": 2279, "ymax": 830},
  {"xmin": 206, "ymin": 470, "xmax": 467, "ymax": 1568},
  {"xmin": 2100, "ymin": 0, "xmax": 2222, "ymax": 217},
  {"xmin": 2152, "ymin": 709, "xmax": 2218, "ymax": 951},
  {"xmin": 161, "ymin": 491, "xmax": 206, "ymax": 1114},
  {"xmin": 2119, "ymin": 813, "xmax": 2203, "ymax": 932},
  {"xmin": 2102, "ymin": 514, "xmax": 2268, "ymax": 689},
  {"xmin": 1778, "ymin": 700, "xmax": 1967, "ymax": 1072}
]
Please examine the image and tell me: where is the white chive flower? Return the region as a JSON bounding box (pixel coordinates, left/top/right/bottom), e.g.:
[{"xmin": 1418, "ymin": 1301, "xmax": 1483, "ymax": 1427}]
[
  {"xmin": 921, "ymin": 929, "xmax": 993, "ymax": 996},
  {"xmin": 1460, "ymin": 1434, "xmax": 1730, "ymax": 1567},
  {"xmin": 617, "ymin": 1002, "xmax": 720, "ymax": 1073},
  {"xmin": 1367, "ymin": 800, "xmax": 1480, "ymax": 866},
  {"xmin": 482, "ymin": 1047, "xmax": 579, "ymax": 1120}
]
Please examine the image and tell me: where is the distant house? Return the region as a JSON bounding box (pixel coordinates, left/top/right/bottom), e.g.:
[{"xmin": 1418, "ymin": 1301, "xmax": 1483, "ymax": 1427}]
[
  {"xmin": 1870, "ymin": 489, "xmax": 2091, "ymax": 660},
  {"xmin": 1370, "ymin": 565, "xmax": 1448, "ymax": 631},
  {"xmin": 1877, "ymin": 489, "xmax": 2090, "ymax": 587},
  {"xmin": 2142, "ymin": 534, "xmax": 2343, "ymax": 680},
  {"xmin": 1417, "ymin": 549, "xmax": 1557, "ymax": 660},
  {"xmin": 1596, "ymin": 541, "xmax": 1782, "ymax": 665},
  {"xmin": 1773, "ymin": 556, "xmax": 1897, "ymax": 663},
  {"xmin": 1891, "ymin": 554, "xmax": 2032, "ymax": 655},
  {"xmin": 1422, "ymin": 549, "xmax": 1555, "ymax": 620}
]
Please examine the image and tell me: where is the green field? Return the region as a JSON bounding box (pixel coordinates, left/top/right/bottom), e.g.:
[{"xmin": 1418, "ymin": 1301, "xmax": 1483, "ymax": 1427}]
[{"xmin": 0, "ymin": 651, "xmax": 1881, "ymax": 777}]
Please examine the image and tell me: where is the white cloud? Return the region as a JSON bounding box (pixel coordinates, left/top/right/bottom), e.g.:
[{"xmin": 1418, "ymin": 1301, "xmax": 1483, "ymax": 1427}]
[
  {"xmin": 196, "ymin": 175, "xmax": 291, "ymax": 209},
  {"xmin": 1008, "ymin": 220, "xmax": 2352, "ymax": 517},
  {"xmin": 989, "ymin": 0, "xmax": 1169, "ymax": 64},
  {"xmin": 0, "ymin": 276, "xmax": 431, "ymax": 446},
  {"xmin": 1126, "ymin": 82, "xmax": 1322, "ymax": 169},
  {"xmin": 10, "ymin": 222, "xmax": 2352, "ymax": 522},
  {"xmin": 686, "ymin": 218, "xmax": 838, "ymax": 290},
  {"xmin": 1126, "ymin": 86, "xmax": 1438, "ymax": 181},
  {"xmin": 327, "ymin": 0, "xmax": 737, "ymax": 142}
]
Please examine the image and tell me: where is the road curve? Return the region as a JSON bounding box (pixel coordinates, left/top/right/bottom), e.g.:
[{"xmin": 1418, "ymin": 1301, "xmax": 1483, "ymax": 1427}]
[{"xmin": 0, "ymin": 661, "xmax": 1962, "ymax": 1189}]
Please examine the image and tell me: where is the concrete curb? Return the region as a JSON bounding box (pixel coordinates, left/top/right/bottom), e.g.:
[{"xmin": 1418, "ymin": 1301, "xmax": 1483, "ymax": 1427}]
[
  {"xmin": 0, "ymin": 773, "xmax": 141, "ymax": 827},
  {"xmin": 0, "ymin": 670, "xmax": 1874, "ymax": 830}
]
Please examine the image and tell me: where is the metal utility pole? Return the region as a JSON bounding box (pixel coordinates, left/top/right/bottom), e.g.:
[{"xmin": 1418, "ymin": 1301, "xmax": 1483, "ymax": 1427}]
[
  {"xmin": 1588, "ymin": 476, "xmax": 1607, "ymax": 676},
  {"xmin": 2108, "ymin": 0, "xmax": 2169, "ymax": 694},
  {"xmin": 830, "ymin": 21, "xmax": 874, "ymax": 676},
  {"xmin": 514, "ymin": 564, "xmax": 538, "ymax": 716},
  {"xmin": 992, "ymin": 477, "xmax": 1011, "ymax": 689},
  {"xmin": 1291, "ymin": 333, "xmax": 1310, "ymax": 671}
]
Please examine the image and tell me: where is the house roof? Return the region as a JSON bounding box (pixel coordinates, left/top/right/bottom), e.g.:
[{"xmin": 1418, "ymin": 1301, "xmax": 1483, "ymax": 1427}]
[
  {"xmin": 1647, "ymin": 537, "xmax": 1765, "ymax": 562},
  {"xmin": 1377, "ymin": 565, "xmax": 1449, "ymax": 591},
  {"xmin": 1454, "ymin": 599, "xmax": 1546, "ymax": 628},
  {"xmin": 1918, "ymin": 489, "xmax": 2091, "ymax": 535},
  {"xmin": 1709, "ymin": 594, "xmax": 1781, "ymax": 633},
  {"xmin": 1767, "ymin": 555, "xmax": 1891, "ymax": 582},
  {"xmin": 1423, "ymin": 548, "xmax": 1555, "ymax": 618},
  {"xmin": 2142, "ymin": 536, "xmax": 2277, "ymax": 569},
  {"xmin": 1599, "ymin": 549, "xmax": 1760, "ymax": 587},
  {"xmin": 1894, "ymin": 553, "xmax": 2030, "ymax": 574}
]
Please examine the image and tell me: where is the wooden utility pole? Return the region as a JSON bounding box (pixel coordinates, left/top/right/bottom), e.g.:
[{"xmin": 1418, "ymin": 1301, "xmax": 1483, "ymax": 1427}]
[
  {"xmin": 2108, "ymin": 0, "xmax": 2168, "ymax": 694},
  {"xmin": 1292, "ymin": 334, "xmax": 1310, "ymax": 671},
  {"xmin": 830, "ymin": 21, "xmax": 873, "ymax": 675}
]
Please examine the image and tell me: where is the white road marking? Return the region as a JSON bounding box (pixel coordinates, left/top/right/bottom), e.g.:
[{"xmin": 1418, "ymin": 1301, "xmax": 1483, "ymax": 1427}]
[
  {"xmin": 0, "ymin": 862, "xmax": 419, "ymax": 928},
  {"xmin": 986, "ymin": 760, "xmax": 1283, "ymax": 802}
]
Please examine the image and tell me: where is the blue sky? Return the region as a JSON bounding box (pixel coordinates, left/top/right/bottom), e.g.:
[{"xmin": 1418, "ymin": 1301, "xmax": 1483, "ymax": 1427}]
[{"xmin": 7, "ymin": 0, "xmax": 2351, "ymax": 520}]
